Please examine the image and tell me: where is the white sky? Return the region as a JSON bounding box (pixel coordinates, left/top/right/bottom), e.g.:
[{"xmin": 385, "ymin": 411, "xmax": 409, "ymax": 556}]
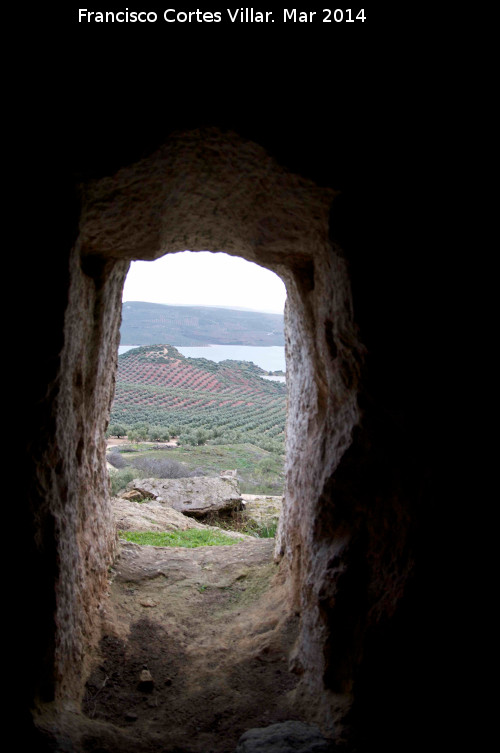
[{"xmin": 122, "ymin": 251, "xmax": 287, "ymax": 314}]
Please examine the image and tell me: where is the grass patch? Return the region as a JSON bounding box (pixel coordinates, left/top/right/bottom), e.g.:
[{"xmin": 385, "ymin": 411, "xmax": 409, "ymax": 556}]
[
  {"xmin": 112, "ymin": 443, "xmax": 284, "ymax": 495},
  {"xmin": 118, "ymin": 528, "xmax": 244, "ymax": 548},
  {"xmin": 250, "ymin": 521, "xmax": 278, "ymax": 538},
  {"xmin": 203, "ymin": 510, "xmax": 278, "ymax": 539}
]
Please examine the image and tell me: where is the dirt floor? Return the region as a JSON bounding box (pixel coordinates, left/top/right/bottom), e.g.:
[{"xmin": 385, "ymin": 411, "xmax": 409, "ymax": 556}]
[{"xmin": 72, "ymin": 536, "xmax": 302, "ymax": 753}]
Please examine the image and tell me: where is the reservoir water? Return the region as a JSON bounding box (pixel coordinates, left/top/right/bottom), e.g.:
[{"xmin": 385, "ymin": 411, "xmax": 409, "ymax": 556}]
[{"xmin": 118, "ymin": 344, "xmax": 286, "ymax": 374}]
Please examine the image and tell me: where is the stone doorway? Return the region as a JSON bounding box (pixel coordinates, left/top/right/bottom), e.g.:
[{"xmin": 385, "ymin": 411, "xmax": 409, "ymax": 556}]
[{"xmin": 26, "ymin": 128, "xmax": 418, "ymax": 751}]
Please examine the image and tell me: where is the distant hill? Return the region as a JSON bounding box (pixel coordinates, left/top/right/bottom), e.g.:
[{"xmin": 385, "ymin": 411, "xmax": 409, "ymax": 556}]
[
  {"xmin": 120, "ymin": 302, "xmax": 284, "ymax": 346},
  {"xmin": 110, "ymin": 345, "xmax": 286, "ymax": 454}
]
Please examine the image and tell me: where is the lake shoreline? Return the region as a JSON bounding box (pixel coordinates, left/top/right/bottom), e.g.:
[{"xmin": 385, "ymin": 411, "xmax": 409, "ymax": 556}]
[{"xmin": 118, "ymin": 343, "xmax": 286, "ymax": 374}]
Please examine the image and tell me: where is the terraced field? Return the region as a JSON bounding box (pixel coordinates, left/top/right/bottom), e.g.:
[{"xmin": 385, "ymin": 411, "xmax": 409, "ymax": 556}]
[{"xmin": 110, "ymin": 345, "xmax": 286, "ymax": 454}]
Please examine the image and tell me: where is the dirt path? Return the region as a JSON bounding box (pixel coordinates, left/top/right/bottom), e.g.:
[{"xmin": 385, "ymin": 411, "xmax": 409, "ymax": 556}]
[
  {"xmin": 106, "ymin": 439, "xmax": 178, "ymax": 449},
  {"xmin": 76, "ymin": 537, "xmax": 300, "ymax": 753}
]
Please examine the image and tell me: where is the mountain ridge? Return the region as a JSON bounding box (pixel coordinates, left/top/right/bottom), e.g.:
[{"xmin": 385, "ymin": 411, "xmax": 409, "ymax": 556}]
[{"xmin": 120, "ymin": 301, "xmax": 285, "ymax": 347}]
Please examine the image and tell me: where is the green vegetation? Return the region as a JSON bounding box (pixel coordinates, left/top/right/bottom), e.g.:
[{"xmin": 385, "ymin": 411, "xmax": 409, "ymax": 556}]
[
  {"xmin": 107, "ymin": 443, "xmax": 284, "ymax": 495},
  {"xmin": 109, "ymin": 344, "xmax": 286, "ymax": 456},
  {"xmin": 108, "ymin": 343, "xmax": 286, "ymax": 494},
  {"xmin": 109, "ymin": 468, "xmax": 140, "ymax": 496},
  {"xmin": 118, "ymin": 529, "xmax": 243, "ymax": 547},
  {"xmin": 202, "ymin": 508, "xmax": 278, "ymax": 539},
  {"xmin": 108, "ymin": 424, "xmax": 127, "ymax": 438},
  {"xmin": 247, "ymin": 521, "xmax": 278, "ymax": 538},
  {"xmin": 120, "ymin": 302, "xmax": 284, "ymax": 346}
]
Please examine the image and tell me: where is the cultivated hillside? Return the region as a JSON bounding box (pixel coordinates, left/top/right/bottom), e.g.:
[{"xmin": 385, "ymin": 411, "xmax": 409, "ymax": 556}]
[
  {"xmin": 110, "ymin": 345, "xmax": 286, "ymax": 454},
  {"xmin": 120, "ymin": 301, "xmax": 284, "ymax": 346}
]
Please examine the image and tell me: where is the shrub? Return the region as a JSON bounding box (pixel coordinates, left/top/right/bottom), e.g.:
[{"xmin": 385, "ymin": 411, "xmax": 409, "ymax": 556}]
[
  {"xmin": 128, "ymin": 427, "xmax": 149, "ymax": 442},
  {"xmin": 109, "ymin": 467, "xmax": 140, "ymax": 495},
  {"xmin": 256, "ymin": 458, "xmax": 277, "ymax": 475},
  {"xmin": 106, "ymin": 451, "xmax": 128, "ymax": 469},
  {"xmin": 195, "ymin": 429, "xmax": 208, "ymax": 445},
  {"xmin": 128, "ymin": 455, "xmax": 200, "ymax": 479},
  {"xmin": 147, "ymin": 425, "xmax": 171, "ymax": 442},
  {"xmin": 202, "ymin": 510, "xmax": 278, "ymax": 539},
  {"xmin": 253, "ymin": 521, "xmax": 278, "ymax": 538},
  {"xmin": 179, "ymin": 433, "xmax": 197, "ymax": 447}
]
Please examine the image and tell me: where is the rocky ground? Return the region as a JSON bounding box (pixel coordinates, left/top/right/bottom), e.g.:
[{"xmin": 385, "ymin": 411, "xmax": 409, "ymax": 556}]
[{"xmin": 50, "ymin": 490, "xmax": 310, "ymax": 753}]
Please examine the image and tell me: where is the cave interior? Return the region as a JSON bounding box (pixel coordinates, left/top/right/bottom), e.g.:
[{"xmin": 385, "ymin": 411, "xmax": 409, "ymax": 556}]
[{"xmin": 15, "ymin": 18, "xmax": 443, "ymax": 752}]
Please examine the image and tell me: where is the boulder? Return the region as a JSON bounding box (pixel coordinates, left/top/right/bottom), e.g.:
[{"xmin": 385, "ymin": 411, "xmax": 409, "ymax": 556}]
[
  {"xmin": 112, "ymin": 497, "xmax": 208, "ymax": 532},
  {"xmin": 120, "ymin": 489, "xmax": 150, "ymax": 501},
  {"xmin": 235, "ymin": 721, "xmax": 332, "ymax": 752},
  {"xmin": 125, "ymin": 476, "xmax": 243, "ymax": 517},
  {"xmin": 111, "ymin": 496, "xmax": 252, "ymax": 540}
]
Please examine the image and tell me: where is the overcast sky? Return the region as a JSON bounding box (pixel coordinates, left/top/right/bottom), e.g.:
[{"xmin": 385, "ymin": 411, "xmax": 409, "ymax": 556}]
[{"xmin": 122, "ymin": 251, "xmax": 287, "ymax": 314}]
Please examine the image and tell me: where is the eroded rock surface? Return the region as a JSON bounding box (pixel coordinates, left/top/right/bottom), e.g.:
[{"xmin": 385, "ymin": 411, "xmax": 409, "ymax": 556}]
[
  {"xmin": 112, "ymin": 496, "xmax": 249, "ymax": 540},
  {"xmin": 235, "ymin": 720, "xmax": 333, "ymax": 752},
  {"xmin": 125, "ymin": 476, "xmax": 243, "ymax": 517}
]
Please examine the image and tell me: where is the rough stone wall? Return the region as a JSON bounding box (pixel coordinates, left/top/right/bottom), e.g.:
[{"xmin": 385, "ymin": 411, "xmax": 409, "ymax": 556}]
[
  {"xmin": 31, "ymin": 242, "xmax": 129, "ymax": 708},
  {"xmin": 27, "ymin": 128, "xmax": 419, "ymax": 748},
  {"xmin": 79, "ymin": 128, "xmax": 335, "ymax": 269},
  {"xmin": 77, "ymin": 128, "xmax": 367, "ymax": 732},
  {"xmin": 276, "ymin": 249, "xmax": 366, "ymax": 737}
]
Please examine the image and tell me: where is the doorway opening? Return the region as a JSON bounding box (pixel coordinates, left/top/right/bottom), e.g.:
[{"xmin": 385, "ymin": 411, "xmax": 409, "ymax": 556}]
[
  {"xmin": 108, "ymin": 249, "xmax": 288, "ymax": 510},
  {"xmin": 32, "ymin": 129, "xmax": 369, "ymax": 750},
  {"xmin": 84, "ymin": 249, "xmax": 301, "ymax": 747}
]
